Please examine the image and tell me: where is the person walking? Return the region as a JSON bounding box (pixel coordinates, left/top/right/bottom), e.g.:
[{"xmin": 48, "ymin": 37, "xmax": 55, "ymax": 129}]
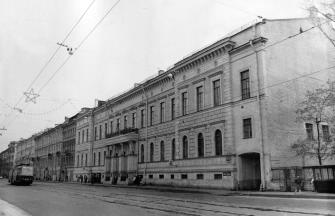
[{"xmin": 295, "ymin": 175, "xmax": 302, "ymax": 193}]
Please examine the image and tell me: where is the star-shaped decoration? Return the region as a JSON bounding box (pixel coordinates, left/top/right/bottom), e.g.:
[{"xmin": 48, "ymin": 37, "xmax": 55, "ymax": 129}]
[{"xmin": 24, "ymin": 88, "xmax": 39, "ymax": 104}]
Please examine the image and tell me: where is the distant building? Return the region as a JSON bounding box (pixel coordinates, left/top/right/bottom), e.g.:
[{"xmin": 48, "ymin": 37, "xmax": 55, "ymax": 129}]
[{"xmin": 0, "ymin": 142, "xmax": 15, "ymax": 177}]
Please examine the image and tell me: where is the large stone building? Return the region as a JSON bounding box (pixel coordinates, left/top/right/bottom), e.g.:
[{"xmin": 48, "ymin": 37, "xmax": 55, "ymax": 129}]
[
  {"xmin": 14, "ymin": 136, "xmax": 36, "ymax": 166},
  {"xmin": 0, "ymin": 142, "xmax": 15, "ymax": 177},
  {"xmin": 34, "ymin": 125, "xmax": 63, "ymax": 181},
  {"xmin": 73, "ymin": 17, "xmax": 335, "ymax": 190}
]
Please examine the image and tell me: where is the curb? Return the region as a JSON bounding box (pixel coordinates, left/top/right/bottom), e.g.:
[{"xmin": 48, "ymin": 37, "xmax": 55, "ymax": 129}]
[{"xmin": 0, "ymin": 199, "xmax": 31, "ymax": 216}]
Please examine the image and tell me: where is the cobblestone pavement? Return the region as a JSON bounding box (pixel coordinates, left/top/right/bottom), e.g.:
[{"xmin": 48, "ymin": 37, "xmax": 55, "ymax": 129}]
[{"xmin": 0, "ymin": 180, "xmax": 334, "ymax": 216}]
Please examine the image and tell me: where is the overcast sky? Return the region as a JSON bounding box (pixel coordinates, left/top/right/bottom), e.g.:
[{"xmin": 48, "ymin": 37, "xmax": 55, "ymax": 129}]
[{"xmin": 0, "ymin": 0, "xmax": 307, "ymax": 151}]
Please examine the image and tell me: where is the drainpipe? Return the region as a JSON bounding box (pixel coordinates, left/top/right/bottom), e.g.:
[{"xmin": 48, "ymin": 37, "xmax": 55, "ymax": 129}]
[{"xmin": 250, "ymin": 37, "xmax": 267, "ymax": 191}]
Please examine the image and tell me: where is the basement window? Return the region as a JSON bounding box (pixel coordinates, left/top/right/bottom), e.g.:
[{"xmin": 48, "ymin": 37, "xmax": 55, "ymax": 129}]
[
  {"xmin": 149, "ymin": 174, "xmax": 153, "ymax": 179},
  {"xmin": 159, "ymin": 174, "xmax": 164, "ymax": 179},
  {"xmin": 214, "ymin": 174, "xmax": 222, "ymax": 180},
  {"xmin": 196, "ymin": 174, "xmax": 204, "ymax": 180},
  {"xmin": 181, "ymin": 174, "xmax": 188, "ymax": 179},
  {"xmin": 170, "ymin": 174, "xmax": 174, "ymax": 179}
]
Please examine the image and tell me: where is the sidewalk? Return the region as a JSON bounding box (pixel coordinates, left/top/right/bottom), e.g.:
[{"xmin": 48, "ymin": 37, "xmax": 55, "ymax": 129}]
[
  {"xmin": 0, "ymin": 199, "xmax": 31, "ymax": 216},
  {"xmin": 61, "ymin": 181, "xmax": 335, "ymax": 200}
]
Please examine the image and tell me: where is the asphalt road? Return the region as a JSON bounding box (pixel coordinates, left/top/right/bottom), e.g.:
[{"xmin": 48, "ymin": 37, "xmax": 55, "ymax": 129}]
[{"xmin": 0, "ymin": 179, "xmax": 334, "ymax": 216}]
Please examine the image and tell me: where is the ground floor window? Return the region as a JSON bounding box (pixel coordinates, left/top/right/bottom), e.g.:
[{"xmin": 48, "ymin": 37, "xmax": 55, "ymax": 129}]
[{"xmin": 196, "ymin": 174, "xmax": 204, "ymax": 179}]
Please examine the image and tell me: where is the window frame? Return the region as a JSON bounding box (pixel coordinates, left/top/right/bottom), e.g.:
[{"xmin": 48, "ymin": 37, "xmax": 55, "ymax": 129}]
[{"xmin": 243, "ymin": 118, "xmax": 253, "ymax": 139}]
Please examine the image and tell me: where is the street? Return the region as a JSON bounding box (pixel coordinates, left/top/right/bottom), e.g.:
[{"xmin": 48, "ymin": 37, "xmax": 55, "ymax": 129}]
[{"xmin": 0, "ymin": 180, "xmax": 334, "ymax": 216}]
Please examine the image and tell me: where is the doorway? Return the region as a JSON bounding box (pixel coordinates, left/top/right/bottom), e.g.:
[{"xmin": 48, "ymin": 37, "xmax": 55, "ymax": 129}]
[{"xmin": 239, "ymin": 153, "xmax": 261, "ymax": 190}]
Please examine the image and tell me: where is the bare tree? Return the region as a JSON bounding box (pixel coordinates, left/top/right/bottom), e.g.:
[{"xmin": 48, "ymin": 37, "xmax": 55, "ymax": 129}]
[
  {"xmin": 292, "ymin": 80, "xmax": 335, "ymax": 165},
  {"xmin": 306, "ymin": 0, "xmax": 335, "ymax": 47}
]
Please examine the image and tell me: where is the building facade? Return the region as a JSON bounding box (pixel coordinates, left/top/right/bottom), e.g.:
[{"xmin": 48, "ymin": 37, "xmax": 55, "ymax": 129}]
[
  {"xmin": 73, "ymin": 18, "xmax": 335, "ymax": 190},
  {"xmin": 34, "ymin": 125, "xmax": 63, "ymax": 181},
  {"xmin": 61, "ymin": 115, "xmax": 77, "ymax": 181},
  {"xmin": 0, "ymin": 142, "xmax": 15, "ymax": 178}
]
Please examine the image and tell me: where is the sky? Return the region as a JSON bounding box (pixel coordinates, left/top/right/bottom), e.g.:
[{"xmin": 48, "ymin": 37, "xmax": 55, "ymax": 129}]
[{"xmin": 0, "ymin": 0, "xmax": 307, "ymax": 152}]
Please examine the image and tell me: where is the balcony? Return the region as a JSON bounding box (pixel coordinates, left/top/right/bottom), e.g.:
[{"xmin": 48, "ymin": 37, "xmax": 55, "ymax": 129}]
[{"xmin": 104, "ymin": 128, "xmax": 139, "ymax": 145}]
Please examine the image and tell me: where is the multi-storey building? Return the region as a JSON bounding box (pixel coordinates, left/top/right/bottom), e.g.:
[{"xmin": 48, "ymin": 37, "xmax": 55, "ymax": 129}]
[
  {"xmin": 14, "ymin": 136, "xmax": 36, "ymax": 166},
  {"xmin": 73, "ymin": 18, "xmax": 335, "ymax": 190},
  {"xmin": 61, "ymin": 114, "xmax": 77, "ymax": 181},
  {"xmin": 0, "ymin": 142, "xmax": 15, "ymax": 177},
  {"xmin": 34, "ymin": 125, "xmax": 63, "ymax": 181}
]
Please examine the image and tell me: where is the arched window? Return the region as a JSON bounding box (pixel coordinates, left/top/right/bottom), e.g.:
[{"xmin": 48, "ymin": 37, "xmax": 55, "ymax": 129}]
[
  {"xmin": 183, "ymin": 136, "xmax": 188, "ymax": 159},
  {"xmin": 150, "ymin": 143, "xmax": 154, "ymax": 162},
  {"xmin": 160, "ymin": 141, "xmax": 165, "ymax": 161},
  {"xmin": 171, "ymin": 139, "xmax": 175, "ymax": 160},
  {"xmin": 198, "ymin": 133, "xmax": 204, "ymax": 157},
  {"xmin": 215, "ymin": 129, "xmax": 222, "ymax": 156},
  {"xmin": 140, "ymin": 144, "xmax": 144, "ymax": 163}
]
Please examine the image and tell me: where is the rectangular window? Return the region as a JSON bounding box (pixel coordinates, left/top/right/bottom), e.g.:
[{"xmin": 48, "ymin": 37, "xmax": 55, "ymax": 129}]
[
  {"xmin": 243, "ymin": 118, "xmax": 252, "ymax": 139},
  {"xmin": 181, "ymin": 174, "xmax": 188, "ymax": 179},
  {"xmin": 305, "ymin": 123, "xmax": 314, "ymax": 140},
  {"xmin": 104, "ymin": 151, "xmax": 106, "ymax": 165},
  {"xmin": 85, "ymin": 154, "xmax": 87, "ymax": 166},
  {"xmin": 140, "ymin": 109, "xmax": 144, "ymax": 128},
  {"xmin": 149, "ymin": 174, "xmax": 153, "ymax": 179},
  {"xmin": 322, "ymin": 125, "xmax": 330, "ymax": 141},
  {"xmin": 196, "ymin": 174, "xmax": 204, "ymax": 180},
  {"xmin": 86, "ymin": 128, "xmax": 88, "ymax": 142},
  {"xmin": 82, "ymin": 130, "xmax": 84, "ymax": 143},
  {"xmin": 94, "ymin": 127, "xmax": 97, "ymax": 140},
  {"xmin": 99, "ymin": 125, "xmax": 102, "ymax": 140},
  {"xmin": 150, "ymin": 106, "xmax": 154, "ymax": 126},
  {"xmin": 196, "ymin": 86, "xmax": 204, "ymax": 111},
  {"xmin": 160, "ymin": 102, "xmax": 165, "ymax": 123},
  {"xmin": 170, "ymin": 174, "xmax": 174, "ymax": 179},
  {"xmin": 182, "ymin": 92, "xmax": 187, "ymax": 116},
  {"xmin": 159, "ymin": 174, "xmax": 164, "ymax": 179},
  {"xmin": 78, "ymin": 132, "xmax": 81, "ymax": 144},
  {"xmin": 98, "ymin": 152, "xmax": 101, "ymax": 166},
  {"xmin": 124, "ymin": 115, "xmax": 128, "ymax": 129},
  {"xmin": 213, "ymin": 79, "xmax": 221, "ymax": 106},
  {"xmin": 132, "ymin": 113, "xmax": 136, "ymax": 128},
  {"xmin": 117, "ymin": 118, "xmax": 120, "ymax": 132},
  {"xmin": 214, "ymin": 173, "xmax": 222, "ymax": 180},
  {"xmin": 171, "ymin": 98, "xmax": 175, "ymax": 120},
  {"xmin": 105, "ymin": 123, "xmax": 107, "ymax": 138},
  {"xmin": 110, "ymin": 121, "xmax": 113, "ymax": 134},
  {"xmin": 241, "ymin": 70, "xmax": 250, "ymax": 100}
]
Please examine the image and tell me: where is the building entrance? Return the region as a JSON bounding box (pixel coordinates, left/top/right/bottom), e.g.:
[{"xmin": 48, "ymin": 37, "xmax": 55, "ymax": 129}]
[{"xmin": 239, "ymin": 153, "xmax": 261, "ymax": 190}]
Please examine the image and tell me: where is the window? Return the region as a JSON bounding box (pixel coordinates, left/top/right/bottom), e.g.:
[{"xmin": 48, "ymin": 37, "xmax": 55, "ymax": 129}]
[
  {"xmin": 160, "ymin": 102, "xmax": 165, "ymax": 123},
  {"xmin": 132, "ymin": 113, "xmax": 136, "ymax": 128},
  {"xmin": 196, "ymin": 86, "xmax": 204, "ymax": 111},
  {"xmin": 196, "ymin": 174, "xmax": 204, "ymax": 180},
  {"xmin": 140, "ymin": 109, "xmax": 145, "ymax": 128},
  {"xmin": 305, "ymin": 123, "xmax": 313, "ymax": 140},
  {"xmin": 243, "ymin": 118, "xmax": 252, "ymax": 139},
  {"xmin": 94, "ymin": 127, "xmax": 97, "ymax": 140},
  {"xmin": 81, "ymin": 154, "xmax": 83, "ymax": 166},
  {"xmin": 86, "ymin": 128, "xmax": 88, "ymax": 142},
  {"xmin": 183, "ymin": 136, "xmax": 188, "ymax": 159},
  {"xmin": 104, "ymin": 151, "xmax": 106, "ymax": 165},
  {"xmin": 93, "ymin": 153, "xmax": 96, "ymax": 166},
  {"xmin": 181, "ymin": 174, "xmax": 188, "ymax": 179},
  {"xmin": 85, "ymin": 154, "xmax": 87, "ymax": 166},
  {"xmin": 98, "ymin": 152, "xmax": 101, "ymax": 166},
  {"xmin": 105, "ymin": 123, "xmax": 108, "ymax": 138},
  {"xmin": 150, "ymin": 143, "xmax": 154, "ymax": 162},
  {"xmin": 82, "ymin": 130, "xmax": 85, "ymax": 143},
  {"xmin": 160, "ymin": 141, "xmax": 165, "ymax": 161},
  {"xmin": 140, "ymin": 144, "xmax": 144, "ymax": 163},
  {"xmin": 170, "ymin": 174, "xmax": 174, "ymax": 179},
  {"xmin": 215, "ymin": 130, "xmax": 222, "ymax": 156},
  {"xmin": 77, "ymin": 155, "xmax": 79, "ymax": 167},
  {"xmin": 182, "ymin": 92, "xmax": 187, "ymax": 116},
  {"xmin": 116, "ymin": 118, "xmax": 120, "ymax": 132},
  {"xmin": 149, "ymin": 174, "xmax": 153, "ymax": 179},
  {"xmin": 150, "ymin": 106, "xmax": 154, "ymax": 126},
  {"xmin": 78, "ymin": 132, "xmax": 81, "ymax": 144},
  {"xmin": 110, "ymin": 121, "xmax": 113, "ymax": 134},
  {"xmin": 322, "ymin": 125, "xmax": 330, "ymax": 141},
  {"xmin": 241, "ymin": 70, "xmax": 250, "ymax": 100},
  {"xmin": 159, "ymin": 174, "xmax": 164, "ymax": 179},
  {"xmin": 171, "ymin": 98, "xmax": 175, "ymax": 120},
  {"xmin": 213, "ymin": 79, "xmax": 221, "ymax": 106},
  {"xmin": 198, "ymin": 133, "xmax": 204, "ymax": 157},
  {"xmin": 214, "ymin": 173, "xmax": 222, "ymax": 180},
  {"xmin": 124, "ymin": 115, "xmax": 128, "ymax": 129},
  {"xmin": 171, "ymin": 139, "xmax": 175, "ymax": 160}
]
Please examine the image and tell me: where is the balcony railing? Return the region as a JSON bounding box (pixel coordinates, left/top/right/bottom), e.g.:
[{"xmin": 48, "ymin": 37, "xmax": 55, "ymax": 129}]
[{"xmin": 105, "ymin": 127, "xmax": 138, "ymax": 139}]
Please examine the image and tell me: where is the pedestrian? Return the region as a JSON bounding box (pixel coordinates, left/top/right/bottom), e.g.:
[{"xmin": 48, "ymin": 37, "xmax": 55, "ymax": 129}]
[
  {"xmin": 295, "ymin": 175, "xmax": 302, "ymax": 192},
  {"xmin": 80, "ymin": 175, "xmax": 83, "ymax": 184},
  {"xmin": 311, "ymin": 177, "xmax": 315, "ymax": 192}
]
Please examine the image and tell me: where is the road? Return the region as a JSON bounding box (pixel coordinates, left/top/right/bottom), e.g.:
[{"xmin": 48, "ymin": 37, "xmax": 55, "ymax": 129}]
[{"xmin": 0, "ymin": 179, "xmax": 334, "ymax": 216}]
